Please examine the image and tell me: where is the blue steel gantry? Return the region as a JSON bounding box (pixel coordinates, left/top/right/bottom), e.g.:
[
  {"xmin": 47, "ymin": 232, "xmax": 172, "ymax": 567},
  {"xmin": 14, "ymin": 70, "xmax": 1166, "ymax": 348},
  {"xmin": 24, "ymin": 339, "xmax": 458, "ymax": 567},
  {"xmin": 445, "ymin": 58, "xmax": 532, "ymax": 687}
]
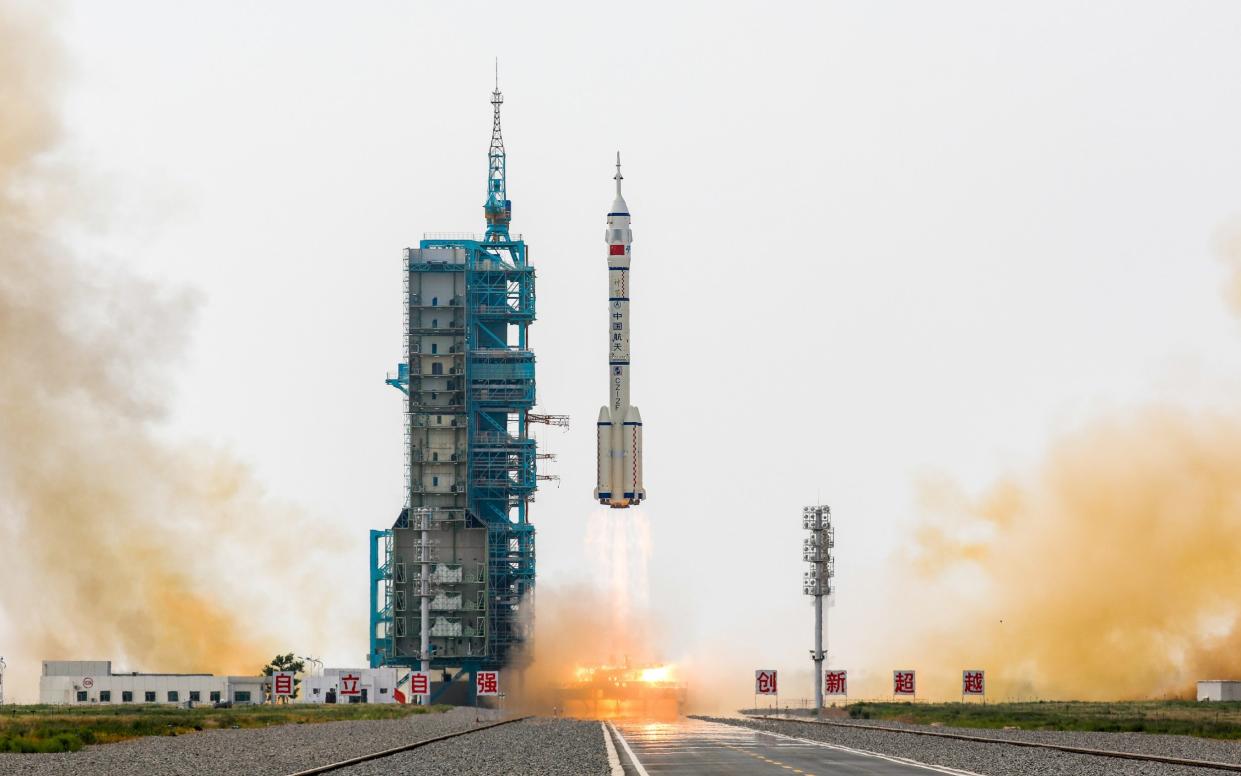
[{"xmin": 369, "ymin": 79, "xmax": 538, "ymax": 689}]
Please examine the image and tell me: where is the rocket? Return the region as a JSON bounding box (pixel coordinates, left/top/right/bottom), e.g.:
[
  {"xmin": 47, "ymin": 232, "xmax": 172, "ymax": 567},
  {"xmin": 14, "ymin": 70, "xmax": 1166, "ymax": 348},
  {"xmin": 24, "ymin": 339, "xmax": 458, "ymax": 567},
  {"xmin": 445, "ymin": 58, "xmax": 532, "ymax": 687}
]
[{"xmin": 595, "ymin": 153, "xmax": 646, "ymax": 508}]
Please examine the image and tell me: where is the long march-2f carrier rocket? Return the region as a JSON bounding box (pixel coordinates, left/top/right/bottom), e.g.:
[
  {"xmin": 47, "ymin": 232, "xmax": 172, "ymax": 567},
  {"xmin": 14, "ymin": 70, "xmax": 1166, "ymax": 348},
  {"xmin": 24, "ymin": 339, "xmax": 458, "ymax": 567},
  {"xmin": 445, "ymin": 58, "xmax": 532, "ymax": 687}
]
[{"xmin": 595, "ymin": 154, "xmax": 646, "ymax": 508}]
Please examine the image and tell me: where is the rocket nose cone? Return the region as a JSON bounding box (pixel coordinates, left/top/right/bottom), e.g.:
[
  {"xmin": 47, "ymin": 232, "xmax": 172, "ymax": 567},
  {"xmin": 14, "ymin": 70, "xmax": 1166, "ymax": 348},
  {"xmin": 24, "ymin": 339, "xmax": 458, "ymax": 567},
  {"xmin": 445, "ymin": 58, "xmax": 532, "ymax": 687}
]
[
  {"xmin": 611, "ymin": 194, "xmax": 629, "ymax": 215},
  {"xmin": 598, "ymin": 406, "xmax": 612, "ymax": 422},
  {"xmin": 624, "ymin": 406, "xmax": 642, "ymax": 422}
]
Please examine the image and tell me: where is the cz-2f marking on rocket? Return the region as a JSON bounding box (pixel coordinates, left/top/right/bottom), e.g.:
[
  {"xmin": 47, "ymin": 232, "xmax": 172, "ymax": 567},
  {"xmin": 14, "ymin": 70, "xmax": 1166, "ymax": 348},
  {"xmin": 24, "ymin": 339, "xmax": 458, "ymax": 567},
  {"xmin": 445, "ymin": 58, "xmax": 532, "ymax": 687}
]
[{"xmin": 595, "ymin": 154, "xmax": 646, "ymax": 508}]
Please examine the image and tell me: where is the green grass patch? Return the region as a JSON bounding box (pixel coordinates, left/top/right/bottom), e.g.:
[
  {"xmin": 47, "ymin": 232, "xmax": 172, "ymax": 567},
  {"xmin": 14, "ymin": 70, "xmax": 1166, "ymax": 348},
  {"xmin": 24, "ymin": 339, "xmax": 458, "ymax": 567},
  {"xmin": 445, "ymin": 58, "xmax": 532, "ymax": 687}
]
[
  {"xmin": 839, "ymin": 700, "xmax": 1241, "ymax": 740},
  {"xmin": 0, "ymin": 703, "xmax": 452, "ymax": 753}
]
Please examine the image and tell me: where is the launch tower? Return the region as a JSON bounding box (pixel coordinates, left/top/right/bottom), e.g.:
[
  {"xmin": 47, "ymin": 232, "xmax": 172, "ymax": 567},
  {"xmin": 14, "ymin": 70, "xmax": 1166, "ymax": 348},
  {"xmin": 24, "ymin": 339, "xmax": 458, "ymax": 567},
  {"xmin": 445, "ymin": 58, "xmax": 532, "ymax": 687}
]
[{"xmin": 369, "ymin": 79, "xmax": 538, "ymax": 698}]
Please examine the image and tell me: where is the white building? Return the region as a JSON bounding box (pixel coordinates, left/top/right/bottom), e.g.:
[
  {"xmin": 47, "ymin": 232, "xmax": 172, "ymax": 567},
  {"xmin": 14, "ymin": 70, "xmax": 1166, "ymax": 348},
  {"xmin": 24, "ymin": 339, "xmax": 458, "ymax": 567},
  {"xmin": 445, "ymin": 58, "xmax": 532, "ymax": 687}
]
[
  {"xmin": 39, "ymin": 660, "xmax": 267, "ymax": 706},
  {"xmin": 298, "ymin": 667, "xmax": 401, "ymax": 704},
  {"xmin": 1198, "ymin": 680, "xmax": 1241, "ymax": 701}
]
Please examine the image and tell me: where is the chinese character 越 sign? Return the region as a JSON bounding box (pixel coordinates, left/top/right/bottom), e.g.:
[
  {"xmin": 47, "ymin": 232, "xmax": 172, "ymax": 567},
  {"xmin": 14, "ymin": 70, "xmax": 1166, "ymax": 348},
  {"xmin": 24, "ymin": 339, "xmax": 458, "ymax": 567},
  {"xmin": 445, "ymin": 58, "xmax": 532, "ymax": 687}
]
[{"xmin": 962, "ymin": 670, "xmax": 985, "ymax": 697}]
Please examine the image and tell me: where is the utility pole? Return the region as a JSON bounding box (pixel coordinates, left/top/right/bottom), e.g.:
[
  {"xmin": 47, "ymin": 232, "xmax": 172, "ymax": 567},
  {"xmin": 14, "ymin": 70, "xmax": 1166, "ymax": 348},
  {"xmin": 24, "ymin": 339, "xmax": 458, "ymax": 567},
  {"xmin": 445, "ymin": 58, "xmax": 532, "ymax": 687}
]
[
  {"xmin": 0, "ymin": 656, "xmax": 6, "ymax": 705},
  {"xmin": 802, "ymin": 505, "xmax": 834, "ymax": 711}
]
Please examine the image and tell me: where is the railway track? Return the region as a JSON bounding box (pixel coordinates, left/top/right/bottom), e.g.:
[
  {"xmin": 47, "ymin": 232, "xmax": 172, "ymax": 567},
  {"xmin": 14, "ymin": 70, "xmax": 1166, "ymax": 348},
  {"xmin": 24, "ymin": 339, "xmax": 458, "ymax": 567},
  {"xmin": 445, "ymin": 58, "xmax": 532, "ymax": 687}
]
[
  {"xmin": 740, "ymin": 714, "xmax": 1241, "ymax": 773},
  {"xmin": 283, "ymin": 715, "xmax": 531, "ymax": 776}
]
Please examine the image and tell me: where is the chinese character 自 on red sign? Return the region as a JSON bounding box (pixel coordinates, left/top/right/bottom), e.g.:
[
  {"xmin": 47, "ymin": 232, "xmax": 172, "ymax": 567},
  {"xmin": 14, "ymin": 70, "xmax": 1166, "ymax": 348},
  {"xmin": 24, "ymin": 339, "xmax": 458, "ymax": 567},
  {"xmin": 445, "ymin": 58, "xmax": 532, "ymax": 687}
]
[
  {"xmin": 410, "ymin": 671, "xmax": 430, "ymax": 696},
  {"xmin": 273, "ymin": 672, "xmax": 294, "ymax": 697}
]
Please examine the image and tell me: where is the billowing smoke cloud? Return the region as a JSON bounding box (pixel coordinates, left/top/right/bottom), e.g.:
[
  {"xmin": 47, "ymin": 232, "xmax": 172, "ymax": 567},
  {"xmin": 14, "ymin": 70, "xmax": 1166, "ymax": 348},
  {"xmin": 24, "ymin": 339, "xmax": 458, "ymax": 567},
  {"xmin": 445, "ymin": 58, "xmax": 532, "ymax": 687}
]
[
  {"xmin": 874, "ymin": 228, "xmax": 1241, "ymax": 701},
  {"xmin": 0, "ymin": 2, "xmax": 350, "ymax": 700}
]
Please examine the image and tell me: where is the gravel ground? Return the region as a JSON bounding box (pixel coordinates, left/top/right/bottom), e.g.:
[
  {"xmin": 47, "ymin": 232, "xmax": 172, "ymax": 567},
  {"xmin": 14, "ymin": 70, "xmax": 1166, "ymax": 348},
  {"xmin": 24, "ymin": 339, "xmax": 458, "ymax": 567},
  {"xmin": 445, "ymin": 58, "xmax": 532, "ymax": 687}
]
[
  {"xmin": 336, "ymin": 717, "xmax": 609, "ymax": 776},
  {"xmin": 704, "ymin": 716, "xmax": 1241, "ymax": 776},
  {"xmin": 775, "ymin": 714, "xmax": 1241, "ymax": 765},
  {"xmin": 0, "ymin": 707, "xmax": 491, "ymax": 776}
]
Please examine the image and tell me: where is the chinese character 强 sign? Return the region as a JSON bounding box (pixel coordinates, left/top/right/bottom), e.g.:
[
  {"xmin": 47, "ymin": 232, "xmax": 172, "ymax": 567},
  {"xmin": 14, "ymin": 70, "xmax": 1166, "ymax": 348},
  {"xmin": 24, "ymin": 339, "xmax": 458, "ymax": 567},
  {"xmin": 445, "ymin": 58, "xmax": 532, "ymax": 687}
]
[
  {"xmin": 476, "ymin": 671, "xmax": 499, "ymax": 696},
  {"xmin": 755, "ymin": 670, "xmax": 777, "ymax": 696}
]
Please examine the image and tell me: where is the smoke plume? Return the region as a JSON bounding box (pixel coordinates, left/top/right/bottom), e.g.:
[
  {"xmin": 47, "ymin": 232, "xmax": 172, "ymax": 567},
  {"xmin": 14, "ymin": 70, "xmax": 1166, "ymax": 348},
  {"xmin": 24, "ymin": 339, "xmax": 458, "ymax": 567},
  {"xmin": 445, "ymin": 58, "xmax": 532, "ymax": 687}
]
[
  {"xmin": 877, "ymin": 228, "xmax": 1241, "ymax": 700},
  {"xmin": 0, "ymin": 2, "xmax": 347, "ymax": 700}
]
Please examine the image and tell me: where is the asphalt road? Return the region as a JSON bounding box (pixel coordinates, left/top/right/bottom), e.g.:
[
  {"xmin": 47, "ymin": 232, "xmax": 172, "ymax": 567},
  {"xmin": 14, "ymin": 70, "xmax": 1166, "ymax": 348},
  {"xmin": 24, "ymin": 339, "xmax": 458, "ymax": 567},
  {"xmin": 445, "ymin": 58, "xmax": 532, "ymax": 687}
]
[{"xmin": 610, "ymin": 718, "xmax": 981, "ymax": 776}]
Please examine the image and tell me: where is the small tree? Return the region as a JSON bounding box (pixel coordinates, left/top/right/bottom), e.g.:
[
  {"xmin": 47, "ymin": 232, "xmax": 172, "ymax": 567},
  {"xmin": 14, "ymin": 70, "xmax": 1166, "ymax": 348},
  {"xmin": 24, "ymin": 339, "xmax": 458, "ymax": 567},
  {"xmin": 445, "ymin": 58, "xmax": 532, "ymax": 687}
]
[{"xmin": 261, "ymin": 653, "xmax": 306, "ymax": 703}]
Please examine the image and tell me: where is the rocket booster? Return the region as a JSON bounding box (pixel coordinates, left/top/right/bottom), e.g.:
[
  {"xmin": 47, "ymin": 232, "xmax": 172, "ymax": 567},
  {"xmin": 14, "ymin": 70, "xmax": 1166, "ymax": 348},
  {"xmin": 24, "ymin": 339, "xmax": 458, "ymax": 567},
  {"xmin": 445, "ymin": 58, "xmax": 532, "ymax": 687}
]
[{"xmin": 595, "ymin": 154, "xmax": 646, "ymax": 508}]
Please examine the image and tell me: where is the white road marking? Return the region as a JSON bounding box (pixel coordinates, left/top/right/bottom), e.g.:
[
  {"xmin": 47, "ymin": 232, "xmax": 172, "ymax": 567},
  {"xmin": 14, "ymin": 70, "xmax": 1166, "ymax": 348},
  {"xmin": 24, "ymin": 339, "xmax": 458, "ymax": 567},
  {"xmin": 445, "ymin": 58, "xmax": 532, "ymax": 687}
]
[
  {"xmin": 752, "ymin": 728, "xmax": 986, "ymax": 776},
  {"xmin": 602, "ymin": 722, "xmax": 625, "ymax": 776},
  {"xmin": 608, "ymin": 721, "xmax": 652, "ymax": 776}
]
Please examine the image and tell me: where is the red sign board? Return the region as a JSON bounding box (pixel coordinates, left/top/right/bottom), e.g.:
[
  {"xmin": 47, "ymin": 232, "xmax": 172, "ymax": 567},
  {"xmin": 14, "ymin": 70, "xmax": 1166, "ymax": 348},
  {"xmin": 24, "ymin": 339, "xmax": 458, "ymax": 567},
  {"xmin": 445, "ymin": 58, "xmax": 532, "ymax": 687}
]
[
  {"xmin": 824, "ymin": 670, "xmax": 847, "ymax": 696},
  {"xmin": 339, "ymin": 673, "xmax": 361, "ymax": 696},
  {"xmin": 755, "ymin": 670, "xmax": 778, "ymax": 696},
  {"xmin": 476, "ymin": 671, "xmax": 499, "ymax": 696},
  {"xmin": 962, "ymin": 670, "xmax": 985, "ymax": 696},
  {"xmin": 410, "ymin": 671, "xmax": 431, "ymax": 697},
  {"xmin": 273, "ymin": 672, "xmax": 294, "ymax": 697},
  {"xmin": 893, "ymin": 670, "xmax": 916, "ymax": 696}
]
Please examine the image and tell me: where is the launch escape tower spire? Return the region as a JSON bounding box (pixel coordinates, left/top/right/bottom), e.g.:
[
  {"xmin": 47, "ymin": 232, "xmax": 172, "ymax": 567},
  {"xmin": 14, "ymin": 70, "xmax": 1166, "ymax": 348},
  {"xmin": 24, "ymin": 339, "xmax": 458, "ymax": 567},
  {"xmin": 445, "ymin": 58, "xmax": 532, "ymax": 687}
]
[
  {"xmin": 371, "ymin": 76, "xmax": 539, "ymax": 701},
  {"xmin": 484, "ymin": 64, "xmax": 510, "ymax": 240}
]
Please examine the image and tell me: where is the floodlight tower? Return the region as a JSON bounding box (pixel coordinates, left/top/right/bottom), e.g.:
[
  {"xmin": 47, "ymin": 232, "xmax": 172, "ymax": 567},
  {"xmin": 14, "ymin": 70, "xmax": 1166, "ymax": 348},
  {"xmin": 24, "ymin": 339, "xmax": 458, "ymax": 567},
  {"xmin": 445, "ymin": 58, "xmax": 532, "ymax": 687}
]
[{"xmin": 802, "ymin": 505, "xmax": 834, "ymax": 710}]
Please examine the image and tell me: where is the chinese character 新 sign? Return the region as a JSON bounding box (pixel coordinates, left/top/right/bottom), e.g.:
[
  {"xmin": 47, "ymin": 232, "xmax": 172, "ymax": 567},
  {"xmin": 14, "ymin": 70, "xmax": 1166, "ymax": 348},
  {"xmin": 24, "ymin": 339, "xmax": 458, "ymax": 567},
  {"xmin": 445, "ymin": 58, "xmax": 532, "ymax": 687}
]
[
  {"xmin": 476, "ymin": 671, "xmax": 500, "ymax": 697},
  {"xmin": 824, "ymin": 670, "xmax": 848, "ymax": 696},
  {"xmin": 339, "ymin": 674, "xmax": 361, "ymax": 696},
  {"xmin": 273, "ymin": 671, "xmax": 294, "ymax": 698},
  {"xmin": 893, "ymin": 670, "xmax": 916, "ymax": 697},
  {"xmin": 755, "ymin": 670, "xmax": 778, "ymax": 696},
  {"xmin": 410, "ymin": 671, "xmax": 431, "ymax": 698},
  {"xmin": 962, "ymin": 670, "xmax": 985, "ymax": 697}
]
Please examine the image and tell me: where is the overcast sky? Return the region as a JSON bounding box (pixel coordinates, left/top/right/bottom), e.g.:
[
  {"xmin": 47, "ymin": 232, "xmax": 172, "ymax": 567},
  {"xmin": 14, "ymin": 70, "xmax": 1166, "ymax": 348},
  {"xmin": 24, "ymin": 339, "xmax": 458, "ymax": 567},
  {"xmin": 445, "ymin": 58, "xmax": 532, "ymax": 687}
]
[{"xmin": 48, "ymin": 1, "xmax": 1241, "ymax": 695}]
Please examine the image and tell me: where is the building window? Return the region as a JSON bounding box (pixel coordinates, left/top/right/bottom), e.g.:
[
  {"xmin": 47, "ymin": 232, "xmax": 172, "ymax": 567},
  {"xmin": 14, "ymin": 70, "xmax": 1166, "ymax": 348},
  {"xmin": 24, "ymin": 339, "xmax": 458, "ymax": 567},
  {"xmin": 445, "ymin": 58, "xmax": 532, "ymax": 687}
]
[
  {"xmin": 77, "ymin": 691, "xmax": 88, "ymax": 702},
  {"xmin": 145, "ymin": 691, "xmax": 156, "ymax": 702},
  {"xmin": 431, "ymin": 362, "xmax": 443, "ymax": 376},
  {"xmin": 432, "ymin": 452, "xmax": 438, "ymax": 461},
  {"xmin": 235, "ymin": 691, "xmax": 252, "ymax": 703},
  {"xmin": 210, "ymin": 691, "xmax": 221, "ymax": 702},
  {"xmin": 100, "ymin": 691, "xmax": 111, "ymax": 702},
  {"xmin": 168, "ymin": 691, "xmax": 179, "ymax": 702},
  {"xmin": 189, "ymin": 691, "xmax": 200, "ymax": 702},
  {"xmin": 432, "ymin": 476, "xmax": 439, "ymax": 487},
  {"xmin": 432, "ymin": 319, "xmax": 438, "ymax": 329},
  {"xmin": 380, "ymin": 687, "xmax": 388, "ymax": 694},
  {"xmin": 431, "ymin": 296, "xmax": 438, "ymax": 306},
  {"xmin": 122, "ymin": 691, "xmax": 133, "ymax": 703},
  {"xmin": 431, "ymin": 343, "xmax": 438, "ymax": 354},
  {"xmin": 436, "ymin": 415, "xmax": 442, "ymax": 425}
]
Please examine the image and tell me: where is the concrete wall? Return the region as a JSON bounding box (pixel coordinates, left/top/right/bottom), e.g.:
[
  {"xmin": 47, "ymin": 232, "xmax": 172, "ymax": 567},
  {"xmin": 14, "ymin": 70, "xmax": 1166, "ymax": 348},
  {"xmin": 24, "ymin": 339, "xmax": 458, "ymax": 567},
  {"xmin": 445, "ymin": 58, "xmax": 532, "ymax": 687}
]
[
  {"xmin": 39, "ymin": 660, "xmax": 265, "ymax": 705},
  {"xmin": 1198, "ymin": 680, "xmax": 1241, "ymax": 701},
  {"xmin": 298, "ymin": 667, "xmax": 399, "ymax": 704}
]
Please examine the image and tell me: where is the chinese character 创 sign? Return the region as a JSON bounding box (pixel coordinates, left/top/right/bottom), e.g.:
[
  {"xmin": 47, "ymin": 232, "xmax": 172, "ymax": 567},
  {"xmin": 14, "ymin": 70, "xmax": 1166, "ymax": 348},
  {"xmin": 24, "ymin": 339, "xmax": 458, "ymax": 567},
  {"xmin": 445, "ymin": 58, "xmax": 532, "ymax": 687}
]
[
  {"xmin": 962, "ymin": 670, "xmax": 985, "ymax": 697},
  {"xmin": 824, "ymin": 670, "xmax": 848, "ymax": 696},
  {"xmin": 476, "ymin": 671, "xmax": 499, "ymax": 696},
  {"xmin": 339, "ymin": 673, "xmax": 361, "ymax": 696},
  {"xmin": 273, "ymin": 671, "xmax": 294, "ymax": 698},
  {"xmin": 755, "ymin": 670, "xmax": 778, "ymax": 696},
  {"xmin": 893, "ymin": 670, "xmax": 916, "ymax": 697},
  {"xmin": 410, "ymin": 671, "xmax": 431, "ymax": 698}
]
